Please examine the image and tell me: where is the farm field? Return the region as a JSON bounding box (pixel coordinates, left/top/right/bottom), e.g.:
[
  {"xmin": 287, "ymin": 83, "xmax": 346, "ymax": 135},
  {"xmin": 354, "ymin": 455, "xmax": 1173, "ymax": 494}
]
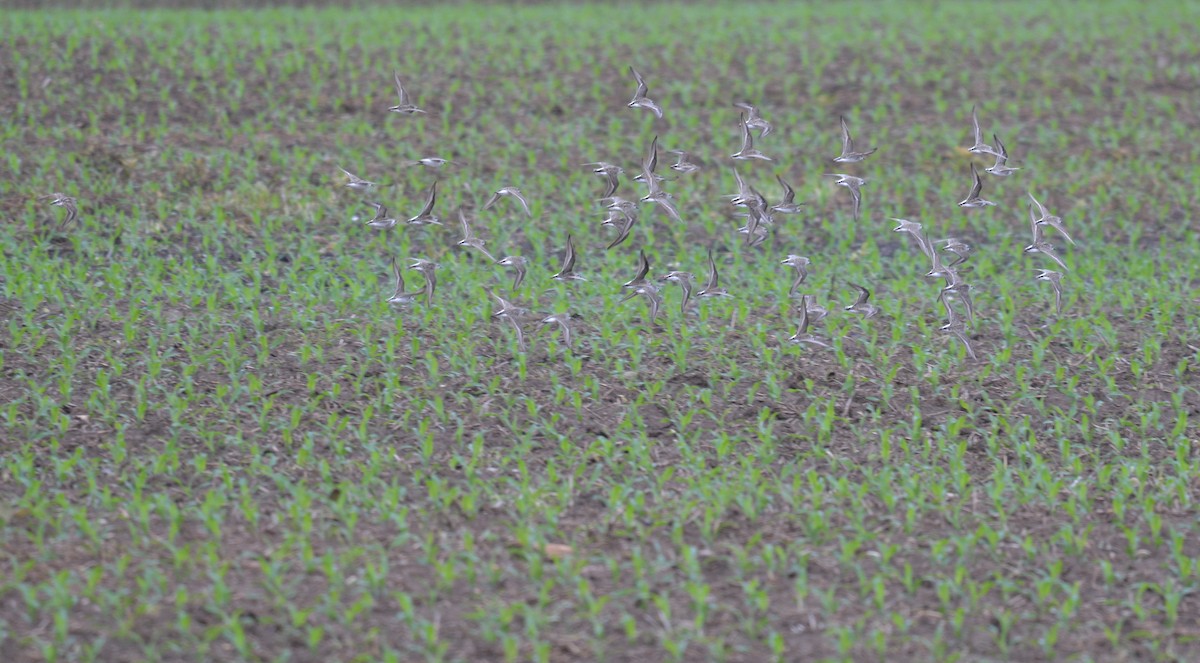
[{"xmin": 2, "ymin": 2, "xmax": 1200, "ymax": 661}]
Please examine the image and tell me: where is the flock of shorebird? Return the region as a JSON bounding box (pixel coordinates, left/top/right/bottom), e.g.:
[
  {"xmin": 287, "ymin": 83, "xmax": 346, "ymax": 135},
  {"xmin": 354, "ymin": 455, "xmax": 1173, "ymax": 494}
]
[{"xmin": 42, "ymin": 67, "xmax": 1076, "ymax": 359}]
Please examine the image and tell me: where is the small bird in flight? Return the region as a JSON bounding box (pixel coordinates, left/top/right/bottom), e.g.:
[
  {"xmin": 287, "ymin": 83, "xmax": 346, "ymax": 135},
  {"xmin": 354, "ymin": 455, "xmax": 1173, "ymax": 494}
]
[
  {"xmin": 627, "ymin": 66, "xmax": 664, "ymax": 119},
  {"xmin": 833, "ymin": 115, "xmax": 877, "ymax": 163},
  {"xmin": 388, "ymin": 71, "xmax": 426, "ymax": 115},
  {"xmin": 958, "ymin": 163, "xmax": 996, "ymax": 208},
  {"xmin": 483, "ymin": 187, "xmax": 533, "ymax": 217}
]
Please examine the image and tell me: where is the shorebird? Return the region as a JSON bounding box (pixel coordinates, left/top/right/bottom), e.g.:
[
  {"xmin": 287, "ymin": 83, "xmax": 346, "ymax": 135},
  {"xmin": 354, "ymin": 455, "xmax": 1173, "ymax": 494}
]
[
  {"xmin": 926, "ymin": 251, "xmax": 961, "ymax": 284},
  {"xmin": 985, "ymin": 134, "xmax": 1020, "ymax": 176},
  {"xmin": 364, "ymin": 201, "xmax": 398, "ymax": 229},
  {"xmin": 668, "ymin": 150, "xmax": 700, "ymax": 174},
  {"xmin": 788, "ymin": 301, "xmax": 830, "ymax": 348},
  {"xmin": 630, "ymin": 170, "xmax": 666, "ymax": 186},
  {"xmin": 746, "ymin": 185, "xmax": 772, "ymax": 218},
  {"xmin": 409, "ymin": 259, "xmax": 439, "ymax": 306},
  {"xmin": 388, "ymin": 71, "xmax": 426, "ymax": 115},
  {"xmin": 585, "ymin": 162, "xmax": 623, "ymax": 199},
  {"xmin": 406, "ymin": 183, "xmax": 442, "ymax": 226},
  {"xmin": 1024, "ymin": 237, "xmax": 1069, "ymax": 271},
  {"xmin": 737, "ymin": 190, "xmax": 773, "ymax": 245},
  {"xmin": 631, "ymin": 141, "xmax": 666, "ymax": 188},
  {"xmin": 958, "ymin": 163, "xmax": 996, "ymax": 208},
  {"xmin": 937, "ymin": 282, "xmax": 975, "ymax": 326},
  {"xmin": 781, "ymin": 255, "xmax": 811, "ymax": 297},
  {"xmin": 619, "ymin": 282, "xmax": 662, "ymax": 325},
  {"xmin": 633, "ymin": 135, "xmax": 664, "ymax": 185},
  {"xmin": 641, "ymin": 188, "xmax": 683, "ymax": 224},
  {"xmin": 487, "ymin": 288, "xmax": 527, "ymax": 351},
  {"xmin": 486, "ymin": 286, "xmax": 527, "ymax": 318},
  {"xmin": 802, "ymin": 294, "xmax": 829, "ymax": 324},
  {"xmin": 585, "ymin": 161, "xmax": 623, "ymax": 175},
  {"xmin": 338, "ymin": 166, "xmax": 376, "ymax": 192},
  {"xmin": 404, "ymin": 157, "xmax": 459, "ymax": 169},
  {"xmin": 483, "ymin": 187, "xmax": 532, "ymax": 217},
  {"xmin": 833, "ymin": 115, "xmax": 877, "ymax": 163},
  {"xmin": 386, "ymin": 257, "xmax": 422, "ymax": 305},
  {"xmin": 937, "ymin": 237, "xmax": 973, "ymax": 266},
  {"xmin": 696, "ymin": 250, "xmax": 731, "ymax": 298},
  {"xmin": 1035, "ymin": 269, "xmax": 1065, "ymax": 315},
  {"xmin": 540, "ymin": 313, "xmax": 573, "ymax": 347},
  {"xmin": 639, "ymin": 138, "xmax": 683, "ymax": 223},
  {"xmin": 829, "ymin": 174, "xmax": 866, "ymax": 220},
  {"xmin": 1028, "ymin": 192, "xmax": 1075, "ymax": 245},
  {"xmin": 659, "ymin": 271, "xmax": 695, "ymax": 313},
  {"xmin": 966, "ymin": 105, "xmax": 996, "ymax": 156},
  {"xmin": 844, "ymin": 283, "xmax": 879, "ymax": 318},
  {"xmin": 623, "ymin": 249, "xmax": 651, "ymax": 289},
  {"xmin": 1025, "ymin": 203, "xmax": 1070, "ymax": 270},
  {"xmin": 552, "ymin": 233, "xmax": 586, "ymax": 281},
  {"xmin": 41, "ymin": 193, "xmax": 78, "ymax": 229},
  {"xmin": 601, "ymin": 195, "xmax": 638, "ymax": 216},
  {"xmin": 726, "ymin": 167, "xmax": 752, "ymax": 207},
  {"xmin": 455, "ymin": 210, "xmax": 494, "ymax": 261},
  {"xmin": 940, "ymin": 318, "xmax": 978, "ymax": 361},
  {"xmin": 771, "ymin": 175, "xmax": 806, "ymax": 215},
  {"xmin": 733, "ymin": 102, "xmax": 771, "ymax": 138},
  {"xmin": 737, "ymin": 207, "xmax": 771, "ymax": 248},
  {"xmin": 495, "ymin": 255, "xmax": 529, "ymax": 292},
  {"xmin": 731, "ymin": 114, "xmax": 772, "ymax": 161},
  {"xmin": 627, "ymin": 66, "xmax": 664, "ymax": 119},
  {"xmin": 603, "ymin": 207, "xmax": 637, "ymax": 250},
  {"xmin": 891, "ymin": 218, "xmax": 933, "ymax": 260}
]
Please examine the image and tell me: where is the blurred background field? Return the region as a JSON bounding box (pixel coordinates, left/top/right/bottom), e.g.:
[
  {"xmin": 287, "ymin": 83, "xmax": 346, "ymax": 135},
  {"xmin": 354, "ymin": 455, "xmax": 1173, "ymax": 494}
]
[{"xmin": 2, "ymin": 2, "xmax": 1200, "ymax": 662}]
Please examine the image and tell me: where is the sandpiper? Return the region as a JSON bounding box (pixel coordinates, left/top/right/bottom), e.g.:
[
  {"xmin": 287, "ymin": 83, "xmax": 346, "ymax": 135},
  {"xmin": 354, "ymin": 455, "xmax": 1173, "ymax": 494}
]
[
  {"xmin": 455, "ymin": 210, "xmax": 495, "ymax": 262},
  {"xmin": 386, "ymin": 257, "xmax": 422, "ymax": 305},
  {"xmin": 731, "ymin": 114, "xmax": 772, "ymax": 161},
  {"xmin": 659, "ymin": 270, "xmax": 695, "ymax": 313},
  {"xmin": 966, "ymin": 105, "xmax": 996, "ymax": 156},
  {"xmin": 364, "ymin": 201, "xmax": 398, "ymax": 229},
  {"xmin": 781, "ymin": 255, "xmax": 812, "ymax": 298},
  {"xmin": 627, "ymin": 66, "xmax": 664, "ymax": 119},
  {"xmin": 604, "ymin": 208, "xmax": 637, "ymax": 250},
  {"xmin": 409, "ymin": 259, "xmax": 439, "ymax": 306},
  {"xmin": 540, "ymin": 313, "xmax": 573, "ymax": 347},
  {"xmin": 788, "ymin": 301, "xmax": 830, "ymax": 349},
  {"xmin": 623, "ymin": 249, "xmax": 651, "ymax": 289},
  {"xmin": 833, "ymin": 115, "xmax": 877, "ymax": 163},
  {"xmin": 619, "ymin": 282, "xmax": 662, "ymax": 325},
  {"xmin": 696, "ymin": 250, "xmax": 731, "ymax": 298},
  {"xmin": 984, "ymin": 134, "xmax": 1020, "ymax": 176},
  {"xmin": 830, "ymin": 174, "xmax": 866, "ymax": 220},
  {"xmin": 406, "ymin": 182, "xmax": 442, "ymax": 226},
  {"xmin": 552, "ymin": 233, "xmax": 586, "ymax": 281},
  {"xmin": 388, "ymin": 71, "xmax": 426, "ymax": 115},
  {"xmin": 1028, "ymin": 192, "xmax": 1075, "ymax": 245},
  {"xmin": 668, "ymin": 150, "xmax": 701, "ymax": 174},
  {"xmin": 1035, "ymin": 269, "xmax": 1065, "ymax": 315},
  {"xmin": 495, "ymin": 255, "xmax": 529, "ymax": 293},
  {"xmin": 483, "ymin": 187, "xmax": 533, "ymax": 217},
  {"xmin": 940, "ymin": 318, "xmax": 978, "ymax": 361},
  {"xmin": 404, "ymin": 157, "xmax": 459, "ymax": 169},
  {"xmin": 844, "ymin": 283, "xmax": 879, "ymax": 318},
  {"xmin": 733, "ymin": 102, "xmax": 772, "ymax": 138},
  {"xmin": 338, "ymin": 166, "xmax": 376, "ymax": 192},
  {"xmin": 585, "ymin": 161, "xmax": 623, "ymax": 199},
  {"xmin": 937, "ymin": 282, "xmax": 975, "ymax": 326},
  {"xmin": 487, "ymin": 288, "xmax": 527, "ymax": 351},
  {"xmin": 771, "ymin": 175, "xmax": 806, "ymax": 215},
  {"xmin": 41, "ymin": 192, "xmax": 78, "ymax": 229},
  {"xmin": 957, "ymin": 163, "xmax": 996, "ymax": 208}
]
